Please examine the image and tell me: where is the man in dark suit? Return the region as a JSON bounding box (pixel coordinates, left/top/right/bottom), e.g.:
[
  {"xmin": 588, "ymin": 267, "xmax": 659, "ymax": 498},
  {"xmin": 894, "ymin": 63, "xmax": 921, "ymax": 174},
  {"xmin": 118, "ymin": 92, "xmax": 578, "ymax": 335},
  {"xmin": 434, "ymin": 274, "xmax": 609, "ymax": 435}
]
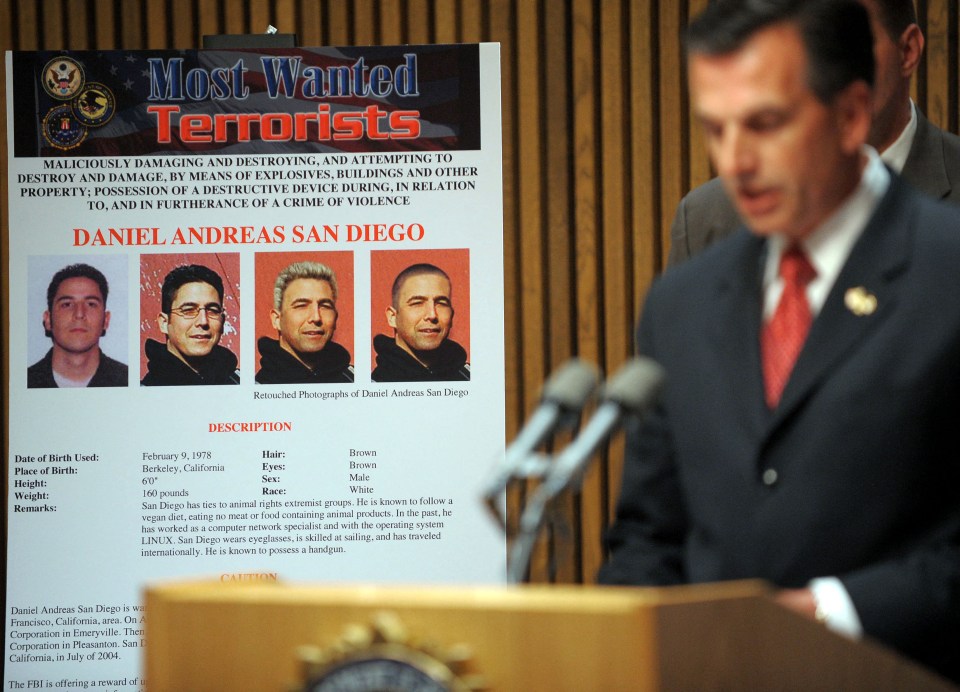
[
  {"xmin": 667, "ymin": 0, "xmax": 960, "ymax": 266},
  {"xmin": 599, "ymin": 0, "xmax": 960, "ymax": 683}
]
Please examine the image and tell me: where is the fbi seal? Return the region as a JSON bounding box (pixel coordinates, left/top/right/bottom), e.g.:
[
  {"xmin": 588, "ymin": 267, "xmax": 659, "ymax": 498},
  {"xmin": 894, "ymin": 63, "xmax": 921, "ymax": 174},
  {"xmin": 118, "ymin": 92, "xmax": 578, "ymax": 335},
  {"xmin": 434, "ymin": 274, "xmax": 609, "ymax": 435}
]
[{"xmin": 42, "ymin": 104, "xmax": 87, "ymax": 150}]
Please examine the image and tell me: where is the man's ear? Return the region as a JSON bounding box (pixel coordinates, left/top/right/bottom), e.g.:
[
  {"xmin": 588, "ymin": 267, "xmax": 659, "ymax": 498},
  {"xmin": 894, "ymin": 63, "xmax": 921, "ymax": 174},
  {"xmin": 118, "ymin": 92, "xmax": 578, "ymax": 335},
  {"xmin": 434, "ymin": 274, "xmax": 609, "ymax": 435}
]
[
  {"xmin": 43, "ymin": 311, "xmax": 52, "ymax": 338},
  {"xmin": 270, "ymin": 308, "xmax": 281, "ymax": 332},
  {"xmin": 158, "ymin": 312, "xmax": 169, "ymax": 336},
  {"xmin": 899, "ymin": 23, "xmax": 924, "ymax": 78},
  {"xmin": 102, "ymin": 310, "xmax": 111, "ymax": 337},
  {"xmin": 386, "ymin": 305, "xmax": 397, "ymax": 329},
  {"xmin": 836, "ymin": 80, "xmax": 872, "ymax": 156}
]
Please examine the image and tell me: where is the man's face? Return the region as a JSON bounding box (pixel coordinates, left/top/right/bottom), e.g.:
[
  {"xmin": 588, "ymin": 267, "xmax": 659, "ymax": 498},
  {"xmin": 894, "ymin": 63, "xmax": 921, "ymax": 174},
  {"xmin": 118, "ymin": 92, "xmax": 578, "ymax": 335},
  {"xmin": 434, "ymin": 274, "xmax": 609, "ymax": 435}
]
[
  {"xmin": 863, "ymin": 1, "xmax": 898, "ymax": 118},
  {"xmin": 159, "ymin": 281, "xmax": 223, "ymax": 363},
  {"xmin": 387, "ymin": 273, "xmax": 453, "ymax": 356},
  {"xmin": 859, "ymin": 0, "xmax": 916, "ymax": 149},
  {"xmin": 43, "ymin": 277, "xmax": 109, "ymax": 356},
  {"xmin": 689, "ymin": 22, "xmax": 870, "ymax": 239},
  {"xmin": 271, "ymin": 278, "xmax": 338, "ymax": 358}
]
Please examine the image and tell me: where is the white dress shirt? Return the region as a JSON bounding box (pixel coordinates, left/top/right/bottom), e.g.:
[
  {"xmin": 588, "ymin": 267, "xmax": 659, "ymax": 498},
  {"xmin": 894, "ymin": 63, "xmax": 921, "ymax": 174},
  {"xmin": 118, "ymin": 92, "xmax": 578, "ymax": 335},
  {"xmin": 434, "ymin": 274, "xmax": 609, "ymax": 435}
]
[{"xmin": 761, "ymin": 148, "xmax": 891, "ymax": 639}]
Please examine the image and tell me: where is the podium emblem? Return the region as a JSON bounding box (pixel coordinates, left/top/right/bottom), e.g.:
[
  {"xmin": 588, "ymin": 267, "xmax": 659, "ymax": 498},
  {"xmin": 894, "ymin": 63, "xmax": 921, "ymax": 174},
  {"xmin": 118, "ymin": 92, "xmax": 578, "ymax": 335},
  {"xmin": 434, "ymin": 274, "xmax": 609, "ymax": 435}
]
[{"xmin": 295, "ymin": 611, "xmax": 486, "ymax": 692}]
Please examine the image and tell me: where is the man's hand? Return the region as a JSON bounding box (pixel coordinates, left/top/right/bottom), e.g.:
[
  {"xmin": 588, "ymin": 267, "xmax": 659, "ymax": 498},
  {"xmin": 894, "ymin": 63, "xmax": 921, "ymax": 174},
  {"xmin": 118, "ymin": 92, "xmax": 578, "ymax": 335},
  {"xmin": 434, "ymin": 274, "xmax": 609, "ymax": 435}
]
[{"xmin": 774, "ymin": 587, "xmax": 820, "ymax": 621}]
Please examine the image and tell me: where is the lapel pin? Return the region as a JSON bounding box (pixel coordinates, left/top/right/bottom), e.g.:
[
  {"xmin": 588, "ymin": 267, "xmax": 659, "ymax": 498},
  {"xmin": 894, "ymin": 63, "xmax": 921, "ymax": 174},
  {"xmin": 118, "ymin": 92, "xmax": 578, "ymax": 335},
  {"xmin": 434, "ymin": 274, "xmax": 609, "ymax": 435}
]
[{"xmin": 844, "ymin": 286, "xmax": 877, "ymax": 316}]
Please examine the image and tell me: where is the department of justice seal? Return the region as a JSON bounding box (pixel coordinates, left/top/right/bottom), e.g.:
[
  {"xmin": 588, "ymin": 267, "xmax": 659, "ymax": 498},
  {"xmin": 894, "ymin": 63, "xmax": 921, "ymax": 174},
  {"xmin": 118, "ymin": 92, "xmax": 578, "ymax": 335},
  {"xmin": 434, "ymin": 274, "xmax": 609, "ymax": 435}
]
[
  {"xmin": 295, "ymin": 611, "xmax": 486, "ymax": 692},
  {"xmin": 73, "ymin": 82, "xmax": 116, "ymax": 127},
  {"xmin": 42, "ymin": 104, "xmax": 87, "ymax": 150},
  {"xmin": 42, "ymin": 56, "xmax": 84, "ymax": 100}
]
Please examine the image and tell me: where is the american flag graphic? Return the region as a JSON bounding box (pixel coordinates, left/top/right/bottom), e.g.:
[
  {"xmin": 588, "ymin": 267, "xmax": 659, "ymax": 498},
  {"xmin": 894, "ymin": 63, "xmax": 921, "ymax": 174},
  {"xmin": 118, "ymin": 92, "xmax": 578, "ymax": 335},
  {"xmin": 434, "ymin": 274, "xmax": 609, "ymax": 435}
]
[{"xmin": 12, "ymin": 44, "xmax": 481, "ymax": 157}]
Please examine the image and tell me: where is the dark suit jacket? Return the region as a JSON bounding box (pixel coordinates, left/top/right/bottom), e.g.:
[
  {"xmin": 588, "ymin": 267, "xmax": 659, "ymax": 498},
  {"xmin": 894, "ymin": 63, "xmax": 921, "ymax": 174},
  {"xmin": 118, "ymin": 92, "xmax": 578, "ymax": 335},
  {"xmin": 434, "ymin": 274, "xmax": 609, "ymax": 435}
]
[
  {"xmin": 599, "ymin": 176, "xmax": 960, "ymax": 682},
  {"xmin": 667, "ymin": 110, "xmax": 960, "ymax": 265}
]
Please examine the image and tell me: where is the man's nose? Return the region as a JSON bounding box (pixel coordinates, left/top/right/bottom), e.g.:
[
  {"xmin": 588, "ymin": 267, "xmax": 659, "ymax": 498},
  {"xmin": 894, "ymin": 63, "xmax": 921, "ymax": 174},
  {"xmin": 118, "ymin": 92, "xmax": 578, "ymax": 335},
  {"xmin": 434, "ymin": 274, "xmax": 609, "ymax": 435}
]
[
  {"xmin": 424, "ymin": 301, "xmax": 438, "ymax": 320},
  {"xmin": 73, "ymin": 302, "xmax": 87, "ymax": 319},
  {"xmin": 309, "ymin": 303, "xmax": 324, "ymax": 323},
  {"xmin": 195, "ymin": 308, "xmax": 210, "ymax": 326},
  {"xmin": 714, "ymin": 128, "xmax": 756, "ymax": 180}
]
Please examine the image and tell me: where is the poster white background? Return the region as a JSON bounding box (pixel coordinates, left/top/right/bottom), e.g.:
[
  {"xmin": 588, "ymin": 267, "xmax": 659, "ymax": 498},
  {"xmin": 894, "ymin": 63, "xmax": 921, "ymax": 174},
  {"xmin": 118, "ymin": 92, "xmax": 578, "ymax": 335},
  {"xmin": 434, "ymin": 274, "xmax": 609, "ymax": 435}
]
[{"xmin": 5, "ymin": 44, "xmax": 505, "ymax": 690}]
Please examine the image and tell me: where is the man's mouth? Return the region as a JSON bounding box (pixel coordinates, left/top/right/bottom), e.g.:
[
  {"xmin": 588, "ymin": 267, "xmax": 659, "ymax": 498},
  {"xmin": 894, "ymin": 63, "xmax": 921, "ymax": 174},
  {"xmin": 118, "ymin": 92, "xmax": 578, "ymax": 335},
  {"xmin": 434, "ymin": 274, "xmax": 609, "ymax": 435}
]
[{"xmin": 735, "ymin": 186, "xmax": 779, "ymax": 215}]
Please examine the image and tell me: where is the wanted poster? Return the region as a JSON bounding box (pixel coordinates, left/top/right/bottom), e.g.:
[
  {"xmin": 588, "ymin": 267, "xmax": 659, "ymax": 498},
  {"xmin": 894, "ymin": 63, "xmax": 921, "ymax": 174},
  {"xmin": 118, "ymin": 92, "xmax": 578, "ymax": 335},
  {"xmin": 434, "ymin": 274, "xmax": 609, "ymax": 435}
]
[{"xmin": 5, "ymin": 43, "xmax": 504, "ymax": 690}]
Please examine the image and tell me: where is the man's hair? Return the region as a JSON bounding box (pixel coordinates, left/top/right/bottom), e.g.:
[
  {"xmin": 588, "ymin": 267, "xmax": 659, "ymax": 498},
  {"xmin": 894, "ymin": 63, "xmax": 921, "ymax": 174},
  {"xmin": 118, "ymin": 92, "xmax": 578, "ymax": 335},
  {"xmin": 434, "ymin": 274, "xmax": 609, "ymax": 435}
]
[
  {"xmin": 273, "ymin": 261, "xmax": 338, "ymax": 310},
  {"xmin": 870, "ymin": 0, "xmax": 918, "ymax": 41},
  {"xmin": 391, "ymin": 263, "xmax": 451, "ymax": 308},
  {"xmin": 686, "ymin": 0, "xmax": 875, "ymax": 103},
  {"xmin": 46, "ymin": 263, "xmax": 109, "ymax": 313},
  {"xmin": 161, "ymin": 264, "xmax": 224, "ymax": 314}
]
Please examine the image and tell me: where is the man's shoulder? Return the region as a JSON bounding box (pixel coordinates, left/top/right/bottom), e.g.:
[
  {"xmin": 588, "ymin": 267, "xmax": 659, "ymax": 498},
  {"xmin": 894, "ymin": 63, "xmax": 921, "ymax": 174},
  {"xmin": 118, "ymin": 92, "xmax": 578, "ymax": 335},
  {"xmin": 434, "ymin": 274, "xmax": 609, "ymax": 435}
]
[
  {"xmin": 440, "ymin": 336, "xmax": 468, "ymax": 359},
  {"xmin": 936, "ymin": 126, "xmax": 960, "ymax": 200},
  {"xmin": 908, "ymin": 181, "xmax": 960, "ymax": 246},
  {"xmin": 938, "ymin": 124, "xmax": 960, "ymax": 152},
  {"xmin": 863, "ymin": 175, "xmax": 960, "ymax": 280},
  {"xmin": 437, "ymin": 338, "xmax": 470, "ymax": 380},
  {"xmin": 256, "ymin": 336, "xmax": 283, "ymax": 361},
  {"xmin": 207, "ymin": 345, "xmax": 240, "ymax": 384},
  {"xmin": 905, "ymin": 113, "xmax": 960, "ymax": 202},
  {"xmin": 890, "ymin": 170, "xmax": 960, "ymax": 225},
  {"xmin": 668, "ymin": 178, "xmax": 742, "ymax": 265},
  {"xmin": 922, "ymin": 115, "xmax": 960, "ymax": 156},
  {"xmin": 90, "ymin": 352, "xmax": 128, "ymax": 387},
  {"xmin": 371, "ymin": 339, "xmax": 425, "ymax": 382},
  {"xmin": 27, "ymin": 350, "xmax": 56, "ymax": 388},
  {"xmin": 27, "ymin": 350, "xmax": 53, "ymax": 372},
  {"xmin": 256, "ymin": 338, "xmax": 353, "ymax": 384},
  {"xmin": 679, "ymin": 177, "xmax": 732, "ymax": 212},
  {"xmin": 656, "ymin": 228, "xmax": 761, "ymax": 304}
]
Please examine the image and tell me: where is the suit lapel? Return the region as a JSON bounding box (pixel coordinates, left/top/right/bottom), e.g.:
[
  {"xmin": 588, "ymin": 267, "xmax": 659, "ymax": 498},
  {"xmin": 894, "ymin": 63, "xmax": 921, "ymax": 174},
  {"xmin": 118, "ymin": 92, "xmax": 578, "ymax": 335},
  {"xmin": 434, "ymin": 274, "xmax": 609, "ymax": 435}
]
[
  {"xmin": 766, "ymin": 177, "xmax": 915, "ymax": 433},
  {"xmin": 712, "ymin": 232, "xmax": 771, "ymax": 439}
]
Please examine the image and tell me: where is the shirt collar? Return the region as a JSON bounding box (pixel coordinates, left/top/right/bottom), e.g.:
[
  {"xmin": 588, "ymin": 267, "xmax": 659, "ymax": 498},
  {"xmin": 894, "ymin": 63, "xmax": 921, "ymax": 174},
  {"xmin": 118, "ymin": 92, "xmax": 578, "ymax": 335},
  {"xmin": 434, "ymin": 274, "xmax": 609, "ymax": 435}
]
[
  {"xmin": 879, "ymin": 100, "xmax": 917, "ymax": 173},
  {"xmin": 763, "ymin": 148, "xmax": 889, "ymax": 317}
]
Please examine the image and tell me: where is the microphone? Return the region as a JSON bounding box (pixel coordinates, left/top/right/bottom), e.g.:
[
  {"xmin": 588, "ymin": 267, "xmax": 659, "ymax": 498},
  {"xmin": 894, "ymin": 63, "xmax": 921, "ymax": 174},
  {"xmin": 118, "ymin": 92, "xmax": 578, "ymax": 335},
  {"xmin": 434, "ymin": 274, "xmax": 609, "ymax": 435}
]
[
  {"xmin": 507, "ymin": 357, "xmax": 665, "ymax": 582},
  {"xmin": 483, "ymin": 359, "xmax": 600, "ymax": 517},
  {"xmin": 538, "ymin": 357, "xmax": 665, "ymax": 499}
]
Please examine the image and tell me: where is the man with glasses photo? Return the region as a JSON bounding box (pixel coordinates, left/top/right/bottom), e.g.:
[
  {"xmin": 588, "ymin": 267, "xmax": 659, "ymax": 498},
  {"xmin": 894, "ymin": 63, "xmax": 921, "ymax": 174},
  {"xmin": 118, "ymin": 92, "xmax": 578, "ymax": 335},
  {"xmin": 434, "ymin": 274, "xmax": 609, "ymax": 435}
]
[{"xmin": 141, "ymin": 263, "xmax": 240, "ymax": 386}]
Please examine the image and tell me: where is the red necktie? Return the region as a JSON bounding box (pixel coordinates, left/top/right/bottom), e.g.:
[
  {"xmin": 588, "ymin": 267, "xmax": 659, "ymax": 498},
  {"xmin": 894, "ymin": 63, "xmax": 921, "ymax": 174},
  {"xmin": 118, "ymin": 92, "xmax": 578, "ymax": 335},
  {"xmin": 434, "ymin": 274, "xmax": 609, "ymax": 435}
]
[{"xmin": 762, "ymin": 245, "xmax": 816, "ymax": 408}]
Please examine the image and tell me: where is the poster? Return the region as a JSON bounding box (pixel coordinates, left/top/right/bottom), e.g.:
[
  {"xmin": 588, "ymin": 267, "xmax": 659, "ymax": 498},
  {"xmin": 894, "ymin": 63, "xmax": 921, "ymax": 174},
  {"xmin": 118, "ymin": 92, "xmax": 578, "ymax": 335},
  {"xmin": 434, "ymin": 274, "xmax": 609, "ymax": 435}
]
[{"xmin": 5, "ymin": 43, "xmax": 504, "ymax": 689}]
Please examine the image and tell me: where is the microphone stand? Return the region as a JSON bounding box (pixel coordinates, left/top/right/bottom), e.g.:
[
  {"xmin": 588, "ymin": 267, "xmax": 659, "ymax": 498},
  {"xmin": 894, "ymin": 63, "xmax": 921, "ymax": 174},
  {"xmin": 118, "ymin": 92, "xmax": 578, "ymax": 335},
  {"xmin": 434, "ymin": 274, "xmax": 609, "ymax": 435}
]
[
  {"xmin": 483, "ymin": 359, "xmax": 600, "ymax": 527},
  {"xmin": 507, "ymin": 405, "xmax": 620, "ymax": 583},
  {"xmin": 506, "ymin": 357, "xmax": 665, "ymax": 584}
]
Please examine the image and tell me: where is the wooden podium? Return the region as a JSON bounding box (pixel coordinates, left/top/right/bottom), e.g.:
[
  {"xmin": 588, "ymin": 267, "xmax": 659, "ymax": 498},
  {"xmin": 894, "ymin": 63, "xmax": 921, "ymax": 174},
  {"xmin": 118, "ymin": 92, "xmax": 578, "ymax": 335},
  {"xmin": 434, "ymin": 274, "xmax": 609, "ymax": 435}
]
[{"xmin": 144, "ymin": 580, "xmax": 955, "ymax": 691}]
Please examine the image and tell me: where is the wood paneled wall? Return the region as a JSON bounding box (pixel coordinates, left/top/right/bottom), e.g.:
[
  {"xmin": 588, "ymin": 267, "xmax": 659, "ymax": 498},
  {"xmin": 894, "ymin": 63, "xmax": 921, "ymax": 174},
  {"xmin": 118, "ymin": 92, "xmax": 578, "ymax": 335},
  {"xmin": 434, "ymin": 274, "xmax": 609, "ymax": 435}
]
[{"xmin": 2, "ymin": 0, "xmax": 958, "ymax": 585}]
